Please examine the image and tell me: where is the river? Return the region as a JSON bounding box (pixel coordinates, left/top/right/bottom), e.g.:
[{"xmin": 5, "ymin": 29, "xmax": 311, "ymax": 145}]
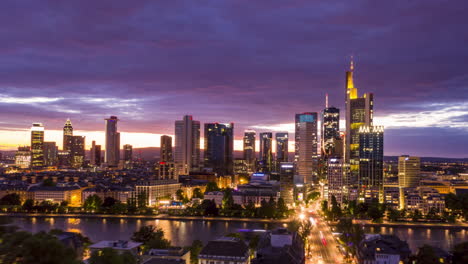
[{"xmin": 6, "ymin": 216, "xmax": 468, "ymax": 252}]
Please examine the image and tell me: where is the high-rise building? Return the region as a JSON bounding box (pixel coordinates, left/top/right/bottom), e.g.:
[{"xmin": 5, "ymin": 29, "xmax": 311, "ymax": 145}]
[
  {"xmin": 398, "ymin": 155, "xmax": 420, "ymax": 188},
  {"xmin": 276, "ymin": 132, "xmax": 289, "ymax": 163},
  {"xmin": 15, "ymin": 146, "xmax": 31, "ymax": 169},
  {"xmin": 90, "ymin": 140, "xmax": 101, "ymax": 166},
  {"xmin": 322, "ymin": 101, "xmax": 340, "ymax": 157},
  {"xmin": 174, "ymin": 115, "xmax": 200, "ymax": 174},
  {"xmin": 358, "ymin": 126, "xmax": 384, "ymax": 201},
  {"xmin": 279, "ymin": 162, "xmax": 295, "ymax": 205},
  {"xmin": 43, "ymin": 142, "xmax": 58, "ymax": 166},
  {"xmin": 63, "ymin": 119, "xmax": 73, "ymax": 152},
  {"xmin": 259, "ymin": 132, "xmax": 273, "ymax": 173},
  {"xmin": 160, "ymin": 135, "xmax": 173, "ymax": 162},
  {"xmin": 105, "ymin": 116, "xmax": 120, "ymax": 167},
  {"xmin": 123, "ymin": 144, "xmax": 133, "ymax": 168},
  {"xmin": 295, "ymin": 113, "xmax": 318, "ymax": 183},
  {"xmin": 31, "ymin": 123, "xmax": 44, "ymax": 168},
  {"xmin": 345, "ymin": 60, "xmax": 374, "ymax": 190},
  {"xmin": 243, "ymin": 130, "xmax": 256, "ymax": 172},
  {"xmin": 204, "ymin": 123, "xmax": 234, "ymax": 175},
  {"xmin": 70, "ymin": 136, "xmax": 85, "ymax": 168},
  {"xmin": 327, "ymin": 157, "xmax": 350, "ymax": 205}
]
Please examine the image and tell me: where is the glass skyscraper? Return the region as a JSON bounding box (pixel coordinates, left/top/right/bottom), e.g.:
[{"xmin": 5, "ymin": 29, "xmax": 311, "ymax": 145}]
[
  {"xmin": 358, "ymin": 126, "xmax": 384, "ymax": 201},
  {"xmin": 295, "ymin": 112, "xmax": 318, "ymax": 183},
  {"xmin": 259, "ymin": 132, "xmax": 273, "ymax": 173},
  {"xmin": 276, "ymin": 132, "xmax": 289, "ymax": 163},
  {"xmin": 204, "ymin": 123, "xmax": 234, "ymax": 175},
  {"xmin": 243, "ymin": 130, "xmax": 256, "ymax": 172},
  {"xmin": 175, "ymin": 115, "xmax": 200, "ymax": 174},
  {"xmin": 31, "ymin": 123, "xmax": 44, "ymax": 168},
  {"xmin": 105, "ymin": 116, "xmax": 120, "ymax": 167}
]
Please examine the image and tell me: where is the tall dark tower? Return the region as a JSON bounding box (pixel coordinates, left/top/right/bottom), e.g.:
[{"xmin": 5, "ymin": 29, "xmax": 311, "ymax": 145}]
[
  {"xmin": 160, "ymin": 135, "xmax": 173, "ymax": 162},
  {"xmin": 105, "ymin": 116, "xmax": 120, "ymax": 167},
  {"xmin": 63, "ymin": 119, "xmax": 73, "ymax": 152},
  {"xmin": 276, "ymin": 132, "xmax": 289, "ymax": 163},
  {"xmin": 243, "ymin": 130, "xmax": 256, "ymax": 172},
  {"xmin": 322, "ymin": 94, "xmax": 340, "ymax": 157},
  {"xmin": 259, "ymin": 132, "xmax": 273, "ymax": 172},
  {"xmin": 358, "ymin": 126, "xmax": 384, "ymax": 202},
  {"xmin": 204, "ymin": 123, "xmax": 234, "ymax": 175}
]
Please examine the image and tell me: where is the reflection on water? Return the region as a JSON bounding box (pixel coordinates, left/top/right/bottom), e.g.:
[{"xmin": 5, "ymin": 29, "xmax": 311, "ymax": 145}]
[
  {"xmin": 365, "ymin": 226, "xmax": 467, "ymax": 252},
  {"xmin": 9, "ymin": 217, "xmax": 279, "ymax": 246}
]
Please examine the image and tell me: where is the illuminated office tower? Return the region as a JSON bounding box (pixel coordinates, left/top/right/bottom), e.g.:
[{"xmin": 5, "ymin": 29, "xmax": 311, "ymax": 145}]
[
  {"xmin": 123, "ymin": 144, "xmax": 133, "ymax": 169},
  {"xmin": 43, "ymin": 142, "xmax": 58, "ymax": 166},
  {"xmin": 276, "ymin": 132, "xmax": 289, "ymax": 163},
  {"xmin": 243, "ymin": 130, "xmax": 256, "ymax": 172},
  {"xmin": 295, "ymin": 112, "xmax": 318, "ymax": 183},
  {"xmin": 90, "ymin": 140, "xmax": 101, "ymax": 166},
  {"xmin": 204, "ymin": 123, "xmax": 234, "ymax": 175},
  {"xmin": 105, "ymin": 116, "xmax": 120, "ymax": 167},
  {"xmin": 259, "ymin": 132, "xmax": 273, "ymax": 172},
  {"xmin": 70, "ymin": 136, "xmax": 85, "ymax": 168},
  {"xmin": 322, "ymin": 97, "xmax": 340, "ymax": 157},
  {"xmin": 327, "ymin": 157, "xmax": 350, "ymax": 205},
  {"xmin": 160, "ymin": 135, "xmax": 173, "ymax": 162},
  {"xmin": 31, "ymin": 123, "xmax": 44, "ymax": 168},
  {"xmin": 175, "ymin": 115, "xmax": 200, "ymax": 174},
  {"xmin": 345, "ymin": 59, "xmax": 374, "ymax": 190},
  {"xmin": 398, "ymin": 155, "xmax": 420, "ymax": 188},
  {"xmin": 358, "ymin": 126, "xmax": 384, "ymax": 201},
  {"xmin": 398, "ymin": 155, "xmax": 420, "ymax": 209},
  {"xmin": 63, "ymin": 119, "xmax": 73, "ymax": 152},
  {"xmin": 15, "ymin": 146, "xmax": 31, "ymax": 169},
  {"xmin": 279, "ymin": 162, "xmax": 295, "ymax": 205}
]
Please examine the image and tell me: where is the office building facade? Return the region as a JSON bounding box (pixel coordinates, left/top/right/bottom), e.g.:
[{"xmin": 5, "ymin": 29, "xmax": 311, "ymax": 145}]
[
  {"xmin": 276, "ymin": 132, "xmax": 289, "ymax": 163},
  {"xmin": 204, "ymin": 123, "xmax": 234, "ymax": 175},
  {"xmin": 358, "ymin": 126, "xmax": 384, "ymax": 201},
  {"xmin": 31, "ymin": 123, "xmax": 44, "ymax": 168},
  {"xmin": 105, "ymin": 116, "xmax": 120, "ymax": 167},
  {"xmin": 295, "ymin": 112, "xmax": 318, "ymax": 183},
  {"xmin": 174, "ymin": 115, "xmax": 200, "ymax": 174},
  {"xmin": 43, "ymin": 142, "xmax": 58, "ymax": 167},
  {"xmin": 279, "ymin": 162, "xmax": 295, "ymax": 205},
  {"xmin": 259, "ymin": 132, "xmax": 273, "ymax": 173},
  {"xmin": 322, "ymin": 106, "xmax": 340, "ymax": 157},
  {"xmin": 243, "ymin": 130, "xmax": 256, "ymax": 172},
  {"xmin": 90, "ymin": 140, "xmax": 101, "ymax": 166},
  {"xmin": 160, "ymin": 135, "xmax": 173, "ymax": 162}
]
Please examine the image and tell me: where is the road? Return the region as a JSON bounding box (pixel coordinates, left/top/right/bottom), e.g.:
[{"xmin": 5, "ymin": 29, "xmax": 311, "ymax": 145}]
[{"xmin": 304, "ymin": 209, "xmax": 346, "ymax": 264}]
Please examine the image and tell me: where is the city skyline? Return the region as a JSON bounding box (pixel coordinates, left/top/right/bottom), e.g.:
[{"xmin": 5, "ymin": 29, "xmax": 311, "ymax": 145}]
[{"xmin": 0, "ymin": 1, "xmax": 467, "ymax": 158}]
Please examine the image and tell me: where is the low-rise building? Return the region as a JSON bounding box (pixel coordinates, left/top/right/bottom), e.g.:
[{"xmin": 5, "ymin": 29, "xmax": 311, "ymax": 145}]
[
  {"xmin": 252, "ymin": 228, "xmax": 305, "ymax": 264},
  {"xmin": 143, "ymin": 247, "xmax": 190, "ymax": 264},
  {"xmin": 28, "ymin": 185, "xmax": 83, "ymax": 206},
  {"xmin": 89, "ymin": 240, "xmax": 142, "ymax": 257},
  {"xmin": 134, "ymin": 180, "xmax": 181, "ymax": 206},
  {"xmin": 357, "ymin": 234, "xmax": 411, "ymax": 264},
  {"xmin": 199, "ymin": 237, "xmax": 250, "ymax": 264}
]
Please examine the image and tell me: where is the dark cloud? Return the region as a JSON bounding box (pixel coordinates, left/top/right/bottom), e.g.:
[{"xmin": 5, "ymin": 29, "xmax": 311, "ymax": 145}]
[{"xmin": 0, "ymin": 0, "xmax": 467, "ymax": 157}]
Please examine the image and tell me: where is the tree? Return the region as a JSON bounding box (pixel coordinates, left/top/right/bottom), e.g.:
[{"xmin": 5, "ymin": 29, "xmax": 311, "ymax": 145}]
[
  {"xmin": 367, "ymin": 200, "xmax": 384, "ymax": 223},
  {"xmin": 205, "ymin": 182, "xmax": 219, "ymax": 192},
  {"xmin": 276, "ymin": 197, "xmax": 288, "ymax": 218},
  {"xmin": 336, "ymin": 218, "xmax": 364, "ymax": 256},
  {"xmin": 22, "ymin": 199, "xmax": 35, "ymax": 212},
  {"xmin": 192, "ymin": 188, "xmax": 204, "ymax": 199},
  {"xmin": 190, "ymin": 240, "xmax": 203, "ymax": 264},
  {"xmin": 131, "ymin": 225, "xmax": 171, "ymax": 249},
  {"xmin": 415, "ymin": 245, "xmax": 439, "ymax": 264},
  {"xmin": 222, "ymin": 188, "xmax": 234, "ymax": 210},
  {"xmin": 137, "ymin": 191, "xmax": 148, "ymax": 209},
  {"xmin": 330, "ymin": 195, "xmax": 342, "ymax": 221},
  {"xmin": 452, "ymin": 241, "xmax": 468, "ymax": 264},
  {"xmin": 102, "ymin": 197, "xmax": 118, "ymax": 208},
  {"xmin": 200, "ymin": 199, "xmax": 218, "ymax": 216},
  {"xmin": 425, "ymin": 207, "xmax": 439, "ymax": 220},
  {"xmin": 176, "ymin": 189, "xmax": 186, "ymax": 201},
  {"xmin": 305, "ymin": 191, "xmax": 320, "ymax": 204},
  {"xmin": 386, "ymin": 208, "xmax": 399, "ymax": 222},
  {"xmin": 0, "ymin": 231, "xmax": 80, "ymax": 264},
  {"xmin": 411, "ymin": 209, "xmax": 422, "ymax": 222},
  {"xmin": 0, "ymin": 193, "xmax": 21, "ymax": 206},
  {"xmin": 83, "ymin": 195, "xmax": 102, "ymax": 212},
  {"xmin": 89, "ymin": 248, "xmax": 136, "ymax": 264}
]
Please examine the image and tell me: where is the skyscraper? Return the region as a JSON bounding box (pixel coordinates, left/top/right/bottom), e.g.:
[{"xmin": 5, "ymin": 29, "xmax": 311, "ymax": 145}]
[
  {"xmin": 123, "ymin": 144, "xmax": 133, "ymax": 169},
  {"xmin": 398, "ymin": 156, "xmax": 420, "ymax": 188},
  {"xmin": 276, "ymin": 132, "xmax": 289, "ymax": 163},
  {"xmin": 70, "ymin": 135, "xmax": 85, "ymax": 168},
  {"xmin": 175, "ymin": 115, "xmax": 200, "ymax": 174},
  {"xmin": 327, "ymin": 157, "xmax": 350, "ymax": 205},
  {"xmin": 105, "ymin": 116, "xmax": 120, "ymax": 167},
  {"xmin": 63, "ymin": 119, "xmax": 73, "ymax": 152},
  {"xmin": 243, "ymin": 130, "xmax": 256, "ymax": 172},
  {"xmin": 259, "ymin": 132, "xmax": 273, "ymax": 173},
  {"xmin": 295, "ymin": 112, "xmax": 318, "ymax": 183},
  {"xmin": 43, "ymin": 142, "xmax": 58, "ymax": 166},
  {"xmin": 345, "ymin": 59, "xmax": 374, "ymax": 190},
  {"xmin": 279, "ymin": 162, "xmax": 295, "ymax": 205},
  {"xmin": 204, "ymin": 123, "xmax": 234, "ymax": 175},
  {"xmin": 358, "ymin": 126, "xmax": 384, "ymax": 201},
  {"xmin": 322, "ymin": 102, "xmax": 340, "ymax": 157},
  {"xmin": 31, "ymin": 123, "xmax": 44, "ymax": 168},
  {"xmin": 160, "ymin": 135, "xmax": 173, "ymax": 162},
  {"xmin": 90, "ymin": 140, "xmax": 101, "ymax": 166}
]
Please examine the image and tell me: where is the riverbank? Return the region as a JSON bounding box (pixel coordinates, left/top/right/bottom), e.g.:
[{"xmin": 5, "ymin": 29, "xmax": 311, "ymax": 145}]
[
  {"xmin": 350, "ymin": 219, "xmax": 468, "ymax": 229},
  {"xmin": 0, "ymin": 212, "xmax": 290, "ymax": 223}
]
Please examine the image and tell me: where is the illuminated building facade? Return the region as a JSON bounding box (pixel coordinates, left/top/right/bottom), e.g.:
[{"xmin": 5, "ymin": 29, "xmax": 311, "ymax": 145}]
[
  {"xmin": 31, "ymin": 123, "xmax": 44, "ymax": 168},
  {"xmin": 345, "ymin": 60, "xmax": 374, "ymax": 192},
  {"xmin": 123, "ymin": 144, "xmax": 133, "ymax": 168},
  {"xmin": 279, "ymin": 162, "xmax": 294, "ymax": 205},
  {"xmin": 157, "ymin": 161, "xmax": 178, "ymax": 180},
  {"xmin": 15, "ymin": 146, "xmax": 31, "ymax": 169},
  {"xmin": 43, "ymin": 142, "xmax": 58, "ymax": 167},
  {"xmin": 70, "ymin": 136, "xmax": 85, "ymax": 168},
  {"xmin": 358, "ymin": 126, "xmax": 384, "ymax": 201},
  {"xmin": 295, "ymin": 112, "xmax": 318, "ymax": 183},
  {"xmin": 160, "ymin": 135, "xmax": 173, "ymax": 162},
  {"xmin": 276, "ymin": 132, "xmax": 289, "ymax": 163},
  {"xmin": 63, "ymin": 119, "xmax": 73, "ymax": 152},
  {"xmin": 90, "ymin": 140, "xmax": 101, "ymax": 166},
  {"xmin": 175, "ymin": 115, "xmax": 200, "ymax": 174},
  {"xmin": 327, "ymin": 157, "xmax": 350, "ymax": 205},
  {"xmin": 105, "ymin": 116, "xmax": 120, "ymax": 167},
  {"xmin": 243, "ymin": 130, "xmax": 256, "ymax": 172},
  {"xmin": 134, "ymin": 180, "xmax": 181, "ymax": 206},
  {"xmin": 322, "ymin": 105, "xmax": 340, "ymax": 157},
  {"xmin": 204, "ymin": 123, "xmax": 234, "ymax": 175},
  {"xmin": 259, "ymin": 132, "xmax": 273, "ymax": 173},
  {"xmin": 398, "ymin": 155, "xmax": 420, "ymax": 209}
]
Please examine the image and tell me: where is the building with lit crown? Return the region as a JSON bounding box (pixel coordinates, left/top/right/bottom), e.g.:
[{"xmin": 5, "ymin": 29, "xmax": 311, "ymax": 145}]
[
  {"xmin": 358, "ymin": 125, "xmax": 384, "ymax": 201},
  {"xmin": 31, "ymin": 123, "xmax": 45, "ymax": 168}
]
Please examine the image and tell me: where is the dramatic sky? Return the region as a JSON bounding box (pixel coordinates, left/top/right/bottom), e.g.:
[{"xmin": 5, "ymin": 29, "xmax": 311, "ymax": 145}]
[{"xmin": 0, "ymin": 0, "xmax": 467, "ymax": 157}]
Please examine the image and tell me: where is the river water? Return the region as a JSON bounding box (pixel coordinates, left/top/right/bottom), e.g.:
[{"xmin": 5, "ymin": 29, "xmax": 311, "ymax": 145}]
[{"xmin": 6, "ymin": 216, "xmax": 468, "ymax": 252}]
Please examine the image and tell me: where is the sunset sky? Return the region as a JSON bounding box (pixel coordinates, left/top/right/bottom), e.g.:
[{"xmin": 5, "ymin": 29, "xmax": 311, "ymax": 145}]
[{"xmin": 0, "ymin": 0, "xmax": 467, "ymax": 157}]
